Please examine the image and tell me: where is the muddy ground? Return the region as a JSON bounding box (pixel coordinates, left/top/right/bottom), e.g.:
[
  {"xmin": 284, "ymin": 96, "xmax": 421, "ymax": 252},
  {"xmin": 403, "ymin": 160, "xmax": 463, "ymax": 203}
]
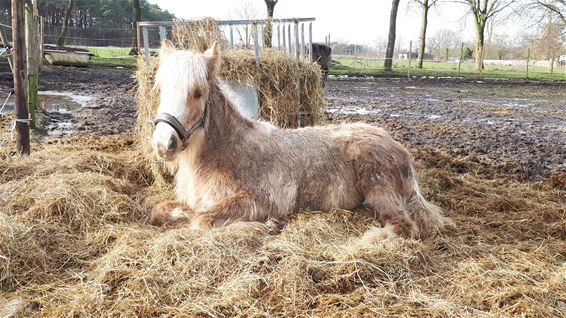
[
  {"xmin": 1, "ymin": 64, "xmax": 564, "ymax": 181},
  {"xmin": 325, "ymin": 78, "xmax": 565, "ymax": 181}
]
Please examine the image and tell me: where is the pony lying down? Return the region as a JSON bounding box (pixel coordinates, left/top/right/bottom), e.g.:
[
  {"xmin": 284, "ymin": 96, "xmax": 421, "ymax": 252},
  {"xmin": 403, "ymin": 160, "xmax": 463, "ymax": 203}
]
[{"xmin": 149, "ymin": 40, "xmax": 453, "ymax": 241}]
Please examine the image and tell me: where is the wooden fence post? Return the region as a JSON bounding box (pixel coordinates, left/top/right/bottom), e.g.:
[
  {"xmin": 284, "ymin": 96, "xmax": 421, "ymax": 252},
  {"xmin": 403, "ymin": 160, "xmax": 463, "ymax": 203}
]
[
  {"xmin": 526, "ymin": 47, "xmax": 531, "ymax": 79},
  {"xmin": 550, "ymin": 51, "xmax": 554, "ymax": 81},
  {"xmin": 407, "ymin": 40, "xmax": 412, "ymax": 81},
  {"xmin": 38, "ymin": 16, "xmax": 44, "ymax": 68},
  {"xmin": 25, "ymin": 0, "xmax": 38, "ymax": 128},
  {"xmin": 136, "ymin": 22, "xmax": 141, "ymax": 53},
  {"xmin": 458, "ymin": 42, "xmax": 464, "ymax": 77},
  {"xmin": 12, "ymin": 0, "xmax": 30, "ymax": 155}
]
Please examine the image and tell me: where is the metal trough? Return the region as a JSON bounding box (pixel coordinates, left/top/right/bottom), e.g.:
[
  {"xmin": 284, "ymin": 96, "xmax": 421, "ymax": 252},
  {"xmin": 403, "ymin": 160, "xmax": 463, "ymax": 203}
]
[
  {"xmin": 44, "ymin": 49, "xmax": 93, "ymax": 67},
  {"xmin": 229, "ymin": 82, "xmax": 260, "ymax": 118}
]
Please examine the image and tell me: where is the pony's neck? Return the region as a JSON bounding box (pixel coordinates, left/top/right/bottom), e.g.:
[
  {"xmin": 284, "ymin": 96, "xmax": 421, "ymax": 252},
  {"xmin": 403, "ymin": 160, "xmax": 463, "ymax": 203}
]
[
  {"xmin": 204, "ymin": 78, "xmax": 255, "ymax": 148},
  {"xmin": 172, "ymin": 77, "xmax": 254, "ymax": 174}
]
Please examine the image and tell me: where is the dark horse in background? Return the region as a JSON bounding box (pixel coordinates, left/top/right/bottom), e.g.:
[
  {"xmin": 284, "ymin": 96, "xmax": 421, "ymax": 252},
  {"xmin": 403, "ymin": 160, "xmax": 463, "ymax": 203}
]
[{"xmin": 311, "ymin": 43, "xmax": 332, "ymax": 80}]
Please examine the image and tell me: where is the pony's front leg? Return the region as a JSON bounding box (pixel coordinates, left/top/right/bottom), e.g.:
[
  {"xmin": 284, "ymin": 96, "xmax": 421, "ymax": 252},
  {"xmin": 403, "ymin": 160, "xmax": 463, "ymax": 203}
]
[
  {"xmin": 149, "ymin": 200, "xmax": 193, "ymax": 226},
  {"xmin": 191, "ymin": 193, "xmax": 276, "ymax": 230}
]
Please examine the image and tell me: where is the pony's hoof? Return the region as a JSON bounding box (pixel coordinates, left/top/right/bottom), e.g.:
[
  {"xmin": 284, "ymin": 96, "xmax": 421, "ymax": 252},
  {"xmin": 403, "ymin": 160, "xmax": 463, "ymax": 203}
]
[
  {"xmin": 191, "ymin": 213, "xmax": 214, "ymax": 230},
  {"xmin": 360, "ymin": 226, "xmax": 398, "ymax": 244},
  {"xmin": 148, "ymin": 207, "xmax": 169, "ymax": 226},
  {"xmin": 149, "ymin": 202, "xmax": 191, "ymax": 226}
]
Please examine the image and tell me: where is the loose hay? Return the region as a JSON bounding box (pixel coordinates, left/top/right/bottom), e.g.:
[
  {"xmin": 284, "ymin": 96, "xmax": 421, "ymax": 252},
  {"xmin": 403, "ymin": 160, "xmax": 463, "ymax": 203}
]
[
  {"xmin": 1, "ymin": 134, "xmax": 564, "ymax": 317},
  {"xmin": 135, "ymin": 18, "xmax": 324, "ymax": 184}
]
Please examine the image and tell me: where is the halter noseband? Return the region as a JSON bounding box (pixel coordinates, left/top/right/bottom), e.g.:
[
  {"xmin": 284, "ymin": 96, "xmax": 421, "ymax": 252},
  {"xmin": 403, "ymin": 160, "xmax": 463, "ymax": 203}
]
[{"xmin": 153, "ymin": 102, "xmax": 208, "ymax": 150}]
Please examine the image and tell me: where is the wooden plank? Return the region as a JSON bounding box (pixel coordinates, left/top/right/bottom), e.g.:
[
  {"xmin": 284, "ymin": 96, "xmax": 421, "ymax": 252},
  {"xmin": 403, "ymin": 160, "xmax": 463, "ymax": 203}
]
[{"xmin": 12, "ymin": 0, "xmax": 30, "ymax": 155}]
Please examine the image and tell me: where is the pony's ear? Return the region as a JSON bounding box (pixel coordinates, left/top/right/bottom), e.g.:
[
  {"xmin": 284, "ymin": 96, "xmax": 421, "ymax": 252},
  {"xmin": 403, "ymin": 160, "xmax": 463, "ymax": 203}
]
[
  {"xmin": 203, "ymin": 42, "xmax": 221, "ymax": 74},
  {"xmin": 160, "ymin": 39, "xmax": 176, "ymax": 59}
]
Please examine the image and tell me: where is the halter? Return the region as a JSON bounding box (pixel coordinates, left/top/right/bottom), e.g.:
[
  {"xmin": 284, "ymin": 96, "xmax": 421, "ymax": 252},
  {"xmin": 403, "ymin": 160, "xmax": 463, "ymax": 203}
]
[{"xmin": 153, "ymin": 102, "xmax": 208, "ymax": 150}]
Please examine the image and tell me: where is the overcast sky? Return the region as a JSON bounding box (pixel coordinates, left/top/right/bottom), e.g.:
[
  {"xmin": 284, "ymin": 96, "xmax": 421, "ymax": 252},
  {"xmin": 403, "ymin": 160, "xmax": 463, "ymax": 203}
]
[{"xmin": 147, "ymin": 0, "xmax": 524, "ymax": 48}]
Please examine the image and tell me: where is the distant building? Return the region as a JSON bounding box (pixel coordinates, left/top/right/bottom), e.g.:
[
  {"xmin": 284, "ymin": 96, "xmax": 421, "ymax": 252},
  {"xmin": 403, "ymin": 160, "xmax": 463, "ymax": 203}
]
[{"xmin": 398, "ymin": 52, "xmax": 433, "ymax": 60}]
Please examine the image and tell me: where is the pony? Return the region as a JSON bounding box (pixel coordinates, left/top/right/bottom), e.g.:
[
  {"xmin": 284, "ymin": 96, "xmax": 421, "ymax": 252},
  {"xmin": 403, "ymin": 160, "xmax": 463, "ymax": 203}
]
[{"xmin": 149, "ymin": 40, "xmax": 452, "ymax": 240}]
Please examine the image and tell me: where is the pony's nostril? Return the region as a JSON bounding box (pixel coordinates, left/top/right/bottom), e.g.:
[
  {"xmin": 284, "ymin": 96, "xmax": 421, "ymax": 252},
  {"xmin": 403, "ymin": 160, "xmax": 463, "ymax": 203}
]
[{"xmin": 167, "ymin": 136, "xmax": 177, "ymax": 151}]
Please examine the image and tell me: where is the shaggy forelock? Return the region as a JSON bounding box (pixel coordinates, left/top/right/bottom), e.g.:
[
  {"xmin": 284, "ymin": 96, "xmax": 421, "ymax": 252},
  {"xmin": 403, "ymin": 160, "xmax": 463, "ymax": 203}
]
[{"xmin": 155, "ymin": 51, "xmax": 209, "ymax": 96}]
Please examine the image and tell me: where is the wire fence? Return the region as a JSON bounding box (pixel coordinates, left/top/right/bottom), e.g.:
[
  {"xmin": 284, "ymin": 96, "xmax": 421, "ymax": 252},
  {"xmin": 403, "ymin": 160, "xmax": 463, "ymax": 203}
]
[
  {"xmin": 0, "ymin": 23, "xmax": 141, "ymax": 48},
  {"xmin": 331, "ymin": 43, "xmax": 566, "ymax": 81},
  {"xmin": 1, "ymin": 18, "xmax": 565, "ymax": 81}
]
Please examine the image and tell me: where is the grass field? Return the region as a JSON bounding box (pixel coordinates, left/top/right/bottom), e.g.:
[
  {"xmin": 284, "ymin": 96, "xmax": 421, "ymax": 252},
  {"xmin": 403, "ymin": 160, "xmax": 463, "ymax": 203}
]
[
  {"xmin": 331, "ymin": 57, "xmax": 566, "ymax": 80},
  {"xmin": 86, "ymin": 47, "xmax": 137, "ymax": 67},
  {"xmin": 77, "ymin": 47, "xmax": 566, "ymax": 80}
]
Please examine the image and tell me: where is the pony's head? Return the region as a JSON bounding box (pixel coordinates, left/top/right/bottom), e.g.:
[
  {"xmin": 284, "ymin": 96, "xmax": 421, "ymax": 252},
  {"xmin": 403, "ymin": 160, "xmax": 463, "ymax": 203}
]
[{"xmin": 152, "ymin": 39, "xmax": 220, "ymax": 161}]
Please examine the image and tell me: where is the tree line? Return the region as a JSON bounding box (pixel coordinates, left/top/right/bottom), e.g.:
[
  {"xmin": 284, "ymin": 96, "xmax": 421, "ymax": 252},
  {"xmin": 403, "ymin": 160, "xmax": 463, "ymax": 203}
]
[
  {"xmin": 385, "ymin": 0, "xmax": 565, "ymax": 71},
  {"xmin": 0, "ymin": 0, "xmax": 173, "ymax": 47},
  {"xmin": 1, "ymin": 0, "xmax": 173, "ymax": 28}
]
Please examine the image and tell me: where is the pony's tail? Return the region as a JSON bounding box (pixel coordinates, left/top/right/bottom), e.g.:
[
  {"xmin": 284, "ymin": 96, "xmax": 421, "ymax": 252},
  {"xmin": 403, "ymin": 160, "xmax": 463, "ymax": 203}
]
[{"xmin": 407, "ymin": 169, "xmax": 454, "ymax": 238}]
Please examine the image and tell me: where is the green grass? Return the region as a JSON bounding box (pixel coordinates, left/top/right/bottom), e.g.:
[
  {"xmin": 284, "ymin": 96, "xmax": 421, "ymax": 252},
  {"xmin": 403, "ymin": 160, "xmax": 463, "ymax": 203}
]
[
  {"xmin": 85, "ymin": 47, "xmax": 137, "ymax": 67},
  {"xmin": 86, "ymin": 47, "xmax": 132, "ymax": 58},
  {"xmin": 331, "ymin": 57, "xmax": 566, "ymax": 81},
  {"xmin": 89, "ymin": 56, "xmax": 137, "ymax": 67}
]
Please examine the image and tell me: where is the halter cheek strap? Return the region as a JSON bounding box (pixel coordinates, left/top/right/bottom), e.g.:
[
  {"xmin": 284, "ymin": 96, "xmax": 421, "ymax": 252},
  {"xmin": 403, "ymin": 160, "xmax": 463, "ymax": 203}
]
[{"xmin": 153, "ymin": 103, "xmax": 208, "ymax": 150}]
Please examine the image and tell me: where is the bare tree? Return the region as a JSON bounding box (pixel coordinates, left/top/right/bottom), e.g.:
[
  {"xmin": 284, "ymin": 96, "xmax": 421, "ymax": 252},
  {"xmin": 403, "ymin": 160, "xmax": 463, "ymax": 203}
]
[
  {"xmin": 263, "ymin": 0, "xmax": 278, "ymax": 48},
  {"xmin": 384, "ymin": 0, "xmax": 401, "ymax": 71},
  {"xmin": 413, "ymin": 0, "xmax": 439, "ymax": 68},
  {"xmin": 374, "ymin": 36, "xmax": 388, "ymax": 58},
  {"xmin": 486, "ymin": 33, "xmax": 513, "ymax": 59},
  {"xmin": 535, "ymin": 20, "xmax": 564, "ymax": 60},
  {"xmin": 532, "ymin": 0, "xmax": 566, "ymax": 24},
  {"xmin": 428, "ymin": 29, "xmax": 461, "ymax": 60},
  {"xmin": 57, "ymin": 0, "xmax": 74, "ymax": 47},
  {"xmin": 230, "ymin": 2, "xmax": 259, "ymax": 48},
  {"xmin": 457, "ymin": 0, "xmax": 517, "ymax": 70}
]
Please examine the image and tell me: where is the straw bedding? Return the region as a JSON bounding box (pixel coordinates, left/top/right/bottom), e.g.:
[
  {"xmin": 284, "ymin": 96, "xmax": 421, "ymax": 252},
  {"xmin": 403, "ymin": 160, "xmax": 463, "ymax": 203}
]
[{"xmin": 0, "ymin": 132, "xmax": 564, "ymax": 317}]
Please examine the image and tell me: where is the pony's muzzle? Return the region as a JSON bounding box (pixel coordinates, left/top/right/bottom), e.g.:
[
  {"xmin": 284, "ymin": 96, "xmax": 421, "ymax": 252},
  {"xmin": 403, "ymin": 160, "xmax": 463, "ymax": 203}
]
[{"xmin": 152, "ymin": 124, "xmax": 180, "ymax": 161}]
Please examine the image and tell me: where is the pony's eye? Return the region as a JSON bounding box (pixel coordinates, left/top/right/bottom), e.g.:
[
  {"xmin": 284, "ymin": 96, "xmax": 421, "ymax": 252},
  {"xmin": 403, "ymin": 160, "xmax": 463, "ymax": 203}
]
[{"xmin": 193, "ymin": 90, "xmax": 202, "ymax": 99}]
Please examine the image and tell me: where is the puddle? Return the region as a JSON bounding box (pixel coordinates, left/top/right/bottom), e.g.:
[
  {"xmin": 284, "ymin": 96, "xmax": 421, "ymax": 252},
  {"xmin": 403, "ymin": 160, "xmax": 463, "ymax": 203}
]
[
  {"xmin": 1, "ymin": 91, "xmax": 94, "ymax": 114},
  {"xmin": 1, "ymin": 91, "xmax": 96, "ymax": 137},
  {"xmin": 503, "ymin": 102, "xmax": 532, "ymax": 108},
  {"xmin": 462, "ymin": 98, "xmax": 535, "ymax": 109},
  {"xmin": 326, "ymin": 106, "xmax": 382, "ymax": 115}
]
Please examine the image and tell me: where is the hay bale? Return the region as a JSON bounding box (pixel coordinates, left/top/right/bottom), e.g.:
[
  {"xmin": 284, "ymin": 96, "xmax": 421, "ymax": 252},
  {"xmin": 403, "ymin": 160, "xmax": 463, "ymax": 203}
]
[
  {"xmin": 168, "ymin": 18, "xmax": 324, "ymax": 127},
  {"xmin": 135, "ymin": 19, "xmax": 324, "ymax": 183},
  {"xmin": 219, "ymin": 49, "xmax": 324, "ymax": 127}
]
